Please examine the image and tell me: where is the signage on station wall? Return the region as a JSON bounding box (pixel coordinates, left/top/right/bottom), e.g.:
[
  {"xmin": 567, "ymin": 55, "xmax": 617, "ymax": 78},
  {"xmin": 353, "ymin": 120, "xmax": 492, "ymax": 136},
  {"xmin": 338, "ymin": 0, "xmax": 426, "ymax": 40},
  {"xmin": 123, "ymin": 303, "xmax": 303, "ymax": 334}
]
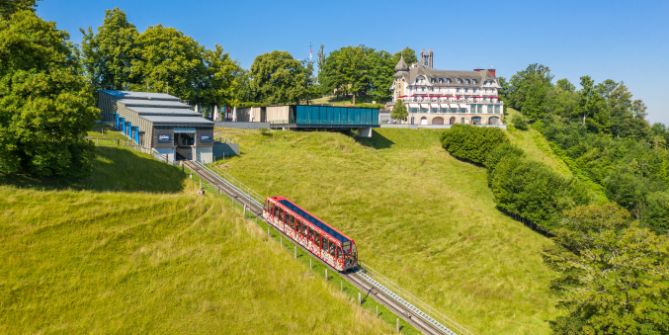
[
  {"xmin": 200, "ymin": 135, "xmax": 212, "ymax": 143},
  {"xmin": 158, "ymin": 134, "xmax": 171, "ymax": 143}
]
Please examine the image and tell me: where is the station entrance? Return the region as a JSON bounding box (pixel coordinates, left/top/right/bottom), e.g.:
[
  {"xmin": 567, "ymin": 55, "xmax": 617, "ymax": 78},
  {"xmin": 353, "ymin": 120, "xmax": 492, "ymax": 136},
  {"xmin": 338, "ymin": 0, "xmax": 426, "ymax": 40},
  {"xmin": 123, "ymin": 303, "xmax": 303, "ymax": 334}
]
[{"xmin": 174, "ymin": 128, "xmax": 195, "ymax": 160}]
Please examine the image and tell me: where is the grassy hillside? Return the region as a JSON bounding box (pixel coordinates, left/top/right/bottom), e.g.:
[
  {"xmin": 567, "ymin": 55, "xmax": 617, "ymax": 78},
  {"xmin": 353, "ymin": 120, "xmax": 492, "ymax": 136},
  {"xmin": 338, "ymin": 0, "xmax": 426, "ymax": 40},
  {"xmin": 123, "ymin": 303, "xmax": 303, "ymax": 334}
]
[
  {"xmin": 212, "ymin": 128, "xmax": 561, "ymax": 335},
  {"xmin": 0, "ymin": 135, "xmax": 391, "ymax": 334},
  {"xmin": 506, "ymin": 109, "xmax": 572, "ymax": 178},
  {"xmin": 505, "ymin": 108, "xmax": 608, "ymax": 201}
]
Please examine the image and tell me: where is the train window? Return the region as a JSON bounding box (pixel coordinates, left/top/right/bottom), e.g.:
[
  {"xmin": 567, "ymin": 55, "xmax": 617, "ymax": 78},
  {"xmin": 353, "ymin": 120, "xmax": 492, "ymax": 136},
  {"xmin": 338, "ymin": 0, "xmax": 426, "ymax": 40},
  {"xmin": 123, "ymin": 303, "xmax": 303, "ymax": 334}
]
[
  {"xmin": 342, "ymin": 241, "xmax": 350, "ymax": 253},
  {"xmin": 329, "ymin": 243, "xmax": 336, "ymax": 256},
  {"xmin": 322, "ymin": 237, "xmax": 329, "ymax": 251}
]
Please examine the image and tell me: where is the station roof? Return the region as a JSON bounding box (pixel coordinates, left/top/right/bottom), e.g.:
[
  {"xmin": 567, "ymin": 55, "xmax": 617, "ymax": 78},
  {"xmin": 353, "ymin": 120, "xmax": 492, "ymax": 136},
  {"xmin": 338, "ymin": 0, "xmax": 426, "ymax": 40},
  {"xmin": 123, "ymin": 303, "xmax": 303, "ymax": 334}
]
[
  {"xmin": 118, "ymin": 99, "xmax": 191, "ymax": 108},
  {"xmin": 131, "ymin": 107, "xmax": 200, "ymax": 116},
  {"xmin": 142, "ymin": 115, "xmax": 214, "ymax": 126},
  {"xmin": 102, "ymin": 90, "xmax": 179, "ymax": 101}
]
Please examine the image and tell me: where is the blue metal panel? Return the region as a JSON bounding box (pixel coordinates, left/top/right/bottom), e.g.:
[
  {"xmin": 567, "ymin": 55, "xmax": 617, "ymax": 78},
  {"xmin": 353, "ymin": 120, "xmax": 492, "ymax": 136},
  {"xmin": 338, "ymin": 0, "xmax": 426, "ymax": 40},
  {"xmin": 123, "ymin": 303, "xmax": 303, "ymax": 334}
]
[
  {"xmin": 120, "ymin": 117, "xmax": 125, "ymax": 133},
  {"xmin": 126, "ymin": 122, "xmax": 131, "ymax": 136},
  {"xmin": 133, "ymin": 126, "xmax": 139, "ymax": 144},
  {"xmin": 115, "ymin": 114, "xmax": 119, "ymax": 129},
  {"xmin": 294, "ymin": 105, "xmax": 379, "ymax": 127}
]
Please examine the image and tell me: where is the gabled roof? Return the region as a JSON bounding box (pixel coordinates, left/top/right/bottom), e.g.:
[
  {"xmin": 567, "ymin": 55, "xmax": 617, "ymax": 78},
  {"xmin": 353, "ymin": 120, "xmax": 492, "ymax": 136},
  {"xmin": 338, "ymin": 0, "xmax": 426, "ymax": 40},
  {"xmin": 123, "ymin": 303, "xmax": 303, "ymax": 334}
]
[{"xmin": 407, "ymin": 65, "xmax": 498, "ymax": 88}]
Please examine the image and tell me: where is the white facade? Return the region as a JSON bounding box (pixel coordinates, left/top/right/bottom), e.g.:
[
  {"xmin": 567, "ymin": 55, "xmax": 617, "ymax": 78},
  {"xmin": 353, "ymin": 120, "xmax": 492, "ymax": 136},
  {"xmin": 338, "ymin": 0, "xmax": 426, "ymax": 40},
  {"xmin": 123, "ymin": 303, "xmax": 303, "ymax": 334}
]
[{"xmin": 391, "ymin": 50, "xmax": 504, "ymax": 126}]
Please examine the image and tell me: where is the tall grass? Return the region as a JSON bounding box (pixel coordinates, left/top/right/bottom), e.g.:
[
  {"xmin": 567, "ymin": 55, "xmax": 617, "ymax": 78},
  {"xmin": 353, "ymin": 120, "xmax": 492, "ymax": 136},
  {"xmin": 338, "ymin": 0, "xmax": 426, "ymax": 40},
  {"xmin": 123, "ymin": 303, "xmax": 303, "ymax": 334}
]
[
  {"xmin": 214, "ymin": 127, "xmax": 562, "ymax": 335},
  {"xmin": 0, "ymin": 133, "xmax": 392, "ymax": 334}
]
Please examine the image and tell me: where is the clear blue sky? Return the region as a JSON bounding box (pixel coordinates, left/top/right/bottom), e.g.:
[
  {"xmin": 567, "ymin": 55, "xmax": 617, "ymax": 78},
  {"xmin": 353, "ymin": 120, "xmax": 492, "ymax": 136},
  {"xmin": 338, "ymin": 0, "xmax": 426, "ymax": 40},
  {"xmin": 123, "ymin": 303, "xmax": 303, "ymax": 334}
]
[{"xmin": 37, "ymin": 0, "xmax": 669, "ymax": 124}]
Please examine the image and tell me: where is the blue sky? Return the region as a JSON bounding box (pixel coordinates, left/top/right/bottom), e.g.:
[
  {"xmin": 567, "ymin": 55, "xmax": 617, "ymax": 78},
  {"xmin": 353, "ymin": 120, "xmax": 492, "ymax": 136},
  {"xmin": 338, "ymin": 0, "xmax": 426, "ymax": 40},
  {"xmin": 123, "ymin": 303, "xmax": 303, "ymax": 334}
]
[{"xmin": 38, "ymin": 0, "xmax": 669, "ymax": 124}]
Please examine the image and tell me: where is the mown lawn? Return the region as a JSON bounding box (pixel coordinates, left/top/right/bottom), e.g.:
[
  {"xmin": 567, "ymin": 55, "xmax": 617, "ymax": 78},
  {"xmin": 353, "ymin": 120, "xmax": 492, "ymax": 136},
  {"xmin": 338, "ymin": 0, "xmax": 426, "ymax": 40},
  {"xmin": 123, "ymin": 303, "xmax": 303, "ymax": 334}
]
[
  {"xmin": 213, "ymin": 127, "xmax": 561, "ymax": 335},
  {"xmin": 0, "ymin": 135, "xmax": 391, "ymax": 334}
]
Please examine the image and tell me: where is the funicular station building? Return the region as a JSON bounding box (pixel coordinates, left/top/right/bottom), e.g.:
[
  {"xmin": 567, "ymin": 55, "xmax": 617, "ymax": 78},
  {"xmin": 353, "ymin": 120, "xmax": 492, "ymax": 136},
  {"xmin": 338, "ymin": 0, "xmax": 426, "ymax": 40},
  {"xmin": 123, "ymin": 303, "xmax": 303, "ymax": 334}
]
[
  {"xmin": 234, "ymin": 105, "xmax": 379, "ymax": 137},
  {"xmin": 98, "ymin": 90, "xmax": 214, "ymax": 163}
]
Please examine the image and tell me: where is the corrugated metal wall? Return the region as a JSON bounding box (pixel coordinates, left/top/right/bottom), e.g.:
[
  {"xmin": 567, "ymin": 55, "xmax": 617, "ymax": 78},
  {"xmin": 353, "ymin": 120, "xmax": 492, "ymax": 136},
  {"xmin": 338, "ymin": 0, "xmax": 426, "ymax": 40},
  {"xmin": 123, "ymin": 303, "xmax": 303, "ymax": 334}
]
[{"xmin": 294, "ymin": 105, "xmax": 379, "ymax": 127}]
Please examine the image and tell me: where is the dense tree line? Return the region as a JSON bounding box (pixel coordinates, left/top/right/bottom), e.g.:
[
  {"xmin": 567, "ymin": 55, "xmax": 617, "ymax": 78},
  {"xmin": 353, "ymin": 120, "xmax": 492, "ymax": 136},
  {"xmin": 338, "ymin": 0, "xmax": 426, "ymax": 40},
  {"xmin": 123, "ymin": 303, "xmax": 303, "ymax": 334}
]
[
  {"xmin": 0, "ymin": 4, "xmax": 98, "ymax": 178},
  {"xmin": 445, "ymin": 63, "xmax": 669, "ymax": 333},
  {"xmin": 317, "ymin": 46, "xmax": 416, "ymax": 104},
  {"xmin": 505, "ymin": 64, "xmax": 669, "ymax": 234},
  {"xmin": 81, "ymin": 8, "xmax": 245, "ymax": 107},
  {"xmin": 442, "ymin": 123, "xmax": 669, "ymax": 334}
]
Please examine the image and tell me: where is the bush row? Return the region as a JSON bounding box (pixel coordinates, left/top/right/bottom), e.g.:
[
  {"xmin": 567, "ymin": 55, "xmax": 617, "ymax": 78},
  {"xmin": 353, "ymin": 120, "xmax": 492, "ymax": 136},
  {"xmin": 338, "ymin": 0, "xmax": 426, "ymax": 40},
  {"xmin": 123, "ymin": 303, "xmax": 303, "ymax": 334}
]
[{"xmin": 442, "ymin": 125, "xmax": 588, "ymax": 233}]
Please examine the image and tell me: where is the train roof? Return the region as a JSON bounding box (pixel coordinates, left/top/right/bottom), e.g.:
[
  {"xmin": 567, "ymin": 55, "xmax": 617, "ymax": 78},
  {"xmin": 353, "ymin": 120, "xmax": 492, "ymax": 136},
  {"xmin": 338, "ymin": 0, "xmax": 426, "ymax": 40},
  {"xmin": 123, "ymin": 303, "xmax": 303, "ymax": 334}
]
[{"xmin": 272, "ymin": 197, "xmax": 352, "ymax": 244}]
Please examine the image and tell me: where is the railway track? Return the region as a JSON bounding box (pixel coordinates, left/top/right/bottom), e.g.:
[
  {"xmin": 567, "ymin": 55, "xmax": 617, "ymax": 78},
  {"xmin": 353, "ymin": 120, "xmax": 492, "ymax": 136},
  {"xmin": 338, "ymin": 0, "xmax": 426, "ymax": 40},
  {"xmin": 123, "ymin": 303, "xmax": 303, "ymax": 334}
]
[{"xmin": 183, "ymin": 160, "xmax": 462, "ymax": 335}]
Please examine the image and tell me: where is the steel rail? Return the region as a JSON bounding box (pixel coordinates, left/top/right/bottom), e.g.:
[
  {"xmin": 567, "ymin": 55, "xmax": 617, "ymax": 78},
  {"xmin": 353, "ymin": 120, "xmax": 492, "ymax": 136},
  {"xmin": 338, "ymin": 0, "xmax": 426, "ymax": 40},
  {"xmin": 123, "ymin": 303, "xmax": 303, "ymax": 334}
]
[{"xmin": 184, "ymin": 160, "xmax": 461, "ymax": 335}]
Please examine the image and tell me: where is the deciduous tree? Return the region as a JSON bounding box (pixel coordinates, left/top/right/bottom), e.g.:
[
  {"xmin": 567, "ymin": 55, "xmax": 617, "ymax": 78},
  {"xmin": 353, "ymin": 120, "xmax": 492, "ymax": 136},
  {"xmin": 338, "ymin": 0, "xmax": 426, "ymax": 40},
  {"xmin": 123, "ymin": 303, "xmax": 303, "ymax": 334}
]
[
  {"xmin": 80, "ymin": 8, "xmax": 138, "ymax": 90},
  {"xmin": 247, "ymin": 51, "xmax": 310, "ymax": 104},
  {"xmin": 129, "ymin": 25, "xmax": 208, "ymax": 103},
  {"xmin": 0, "ymin": 10, "xmax": 98, "ymax": 177}
]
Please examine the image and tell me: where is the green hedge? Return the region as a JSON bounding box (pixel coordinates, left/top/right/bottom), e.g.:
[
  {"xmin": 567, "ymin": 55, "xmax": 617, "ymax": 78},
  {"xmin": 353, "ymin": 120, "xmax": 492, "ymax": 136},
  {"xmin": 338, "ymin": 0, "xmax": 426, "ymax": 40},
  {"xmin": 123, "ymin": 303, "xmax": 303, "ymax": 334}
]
[
  {"xmin": 440, "ymin": 125, "xmax": 508, "ymax": 165},
  {"xmin": 441, "ymin": 126, "xmax": 587, "ymax": 234}
]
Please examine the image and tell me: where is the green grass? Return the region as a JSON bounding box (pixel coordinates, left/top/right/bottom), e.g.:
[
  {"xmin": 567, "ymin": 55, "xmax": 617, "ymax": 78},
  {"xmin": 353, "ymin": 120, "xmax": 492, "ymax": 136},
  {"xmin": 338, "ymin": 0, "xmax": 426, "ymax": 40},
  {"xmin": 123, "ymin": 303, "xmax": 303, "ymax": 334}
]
[
  {"xmin": 506, "ymin": 109, "xmax": 572, "ymax": 178},
  {"xmin": 212, "ymin": 128, "xmax": 562, "ymax": 335},
  {"xmin": 0, "ymin": 131, "xmax": 393, "ymax": 334}
]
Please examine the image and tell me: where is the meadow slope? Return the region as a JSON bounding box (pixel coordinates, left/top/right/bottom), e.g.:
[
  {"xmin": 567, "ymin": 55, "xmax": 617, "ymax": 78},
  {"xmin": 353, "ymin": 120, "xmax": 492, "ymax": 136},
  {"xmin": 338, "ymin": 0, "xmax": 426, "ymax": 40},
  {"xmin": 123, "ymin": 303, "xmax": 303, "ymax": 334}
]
[
  {"xmin": 213, "ymin": 128, "xmax": 562, "ymax": 335},
  {"xmin": 0, "ymin": 138, "xmax": 391, "ymax": 334}
]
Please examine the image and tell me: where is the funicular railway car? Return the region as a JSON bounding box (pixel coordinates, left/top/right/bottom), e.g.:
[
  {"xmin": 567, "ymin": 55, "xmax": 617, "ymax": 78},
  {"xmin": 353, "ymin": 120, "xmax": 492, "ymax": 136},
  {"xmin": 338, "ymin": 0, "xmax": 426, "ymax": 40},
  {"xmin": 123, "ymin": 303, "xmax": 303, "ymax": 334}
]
[{"xmin": 263, "ymin": 196, "xmax": 358, "ymax": 272}]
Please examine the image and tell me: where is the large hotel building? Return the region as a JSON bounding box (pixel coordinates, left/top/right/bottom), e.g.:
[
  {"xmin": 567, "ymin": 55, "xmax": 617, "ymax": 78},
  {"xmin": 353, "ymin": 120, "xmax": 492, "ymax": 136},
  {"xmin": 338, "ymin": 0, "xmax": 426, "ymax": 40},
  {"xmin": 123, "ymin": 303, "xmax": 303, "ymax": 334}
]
[{"xmin": 391, "ymin": 50, "xmax": 504, "ymax": 126}]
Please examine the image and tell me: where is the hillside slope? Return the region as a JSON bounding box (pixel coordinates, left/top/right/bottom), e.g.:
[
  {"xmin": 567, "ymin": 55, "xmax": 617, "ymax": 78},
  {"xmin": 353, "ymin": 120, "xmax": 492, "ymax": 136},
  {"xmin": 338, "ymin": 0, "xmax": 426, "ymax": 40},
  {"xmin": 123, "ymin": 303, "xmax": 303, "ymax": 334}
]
[
  {"xmin": 213, "ymin": 128, "xmax": 561, "ymax": 335},
  {"xmin": 0, "ymin": 138, "xmax": 391, "ymax": 334}
]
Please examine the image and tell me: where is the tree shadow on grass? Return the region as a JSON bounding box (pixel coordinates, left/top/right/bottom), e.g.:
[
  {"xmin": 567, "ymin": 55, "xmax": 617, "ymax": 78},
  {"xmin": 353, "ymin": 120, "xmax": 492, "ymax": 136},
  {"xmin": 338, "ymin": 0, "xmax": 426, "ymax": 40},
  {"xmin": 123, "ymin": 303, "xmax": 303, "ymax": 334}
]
[
  {"xmin": 352, "ymin": 129, "xmax": 394, "ymax": 149},
  {"xmin": 1, "ymin": 146, "xmax": 187, "ymax": 193}
]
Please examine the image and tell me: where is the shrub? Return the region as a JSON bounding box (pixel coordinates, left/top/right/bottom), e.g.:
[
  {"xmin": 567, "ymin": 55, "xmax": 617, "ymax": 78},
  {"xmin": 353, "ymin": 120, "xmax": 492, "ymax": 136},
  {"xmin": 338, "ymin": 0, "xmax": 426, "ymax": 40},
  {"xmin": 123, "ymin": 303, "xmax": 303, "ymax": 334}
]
[
  {"xmin": 441, "ymin": 125, "xmax": 508, "ymax": 165},
  {"xmin": 484, "ymin": 143, "xmax": 524, "ymax": 186},
  {"xmin": 512, "ymin": 114, "xmax": 528, "ymax": 130},
  {"xmin": 490, "ymin": 156, "xmax": 584, "ymax": 232}
]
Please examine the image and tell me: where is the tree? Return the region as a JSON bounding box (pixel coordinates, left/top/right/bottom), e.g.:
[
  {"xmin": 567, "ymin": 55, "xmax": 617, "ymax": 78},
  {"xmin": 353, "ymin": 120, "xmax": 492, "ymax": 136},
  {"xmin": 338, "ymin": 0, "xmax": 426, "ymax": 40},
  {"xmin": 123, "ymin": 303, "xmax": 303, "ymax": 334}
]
[
  {"xmin": 0, "ymin": 0, "xmax": 36, "ymax": 19},
  {"xmin": 505, "ymin": 63, "xmax": 553, "ymax": 120},
  {"xmin": 366, "ymin": 50, "xmax": 394, "ymax": 101},
  {"xmin": 319, "ymin": 46, "xmax": 371, "ymax": 104},
  {"xmin": 248, "ymin": 51, "xmax": 310, "ymax": 104},
  {"xmin": 129, "ymin": 25, "xmax": 208, "ymax": 103},
  {"xmin": 545, "ymin": 204, "xmax": 669, "ymax": 335},
  {"xmin": 80, "ymin": 8, "xmax": 138, "ymax": 90},
  {"xmin": 393, "ymin": 47, "xmax": 417, "ymax": 66},
  {"xmin": 642, "ymin": 191, "xmax": 669, "ymax": 233},
  {"xmin": 391, "ymin": 99, "xmax": 407, "ymax": 121},
  {"xmin": 0, "ymin": 10, "xmax": 98, "ymax": 177},
  {"xmin": 201, "ymin": 44, "xmax": 244, "ymax": 106}
]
